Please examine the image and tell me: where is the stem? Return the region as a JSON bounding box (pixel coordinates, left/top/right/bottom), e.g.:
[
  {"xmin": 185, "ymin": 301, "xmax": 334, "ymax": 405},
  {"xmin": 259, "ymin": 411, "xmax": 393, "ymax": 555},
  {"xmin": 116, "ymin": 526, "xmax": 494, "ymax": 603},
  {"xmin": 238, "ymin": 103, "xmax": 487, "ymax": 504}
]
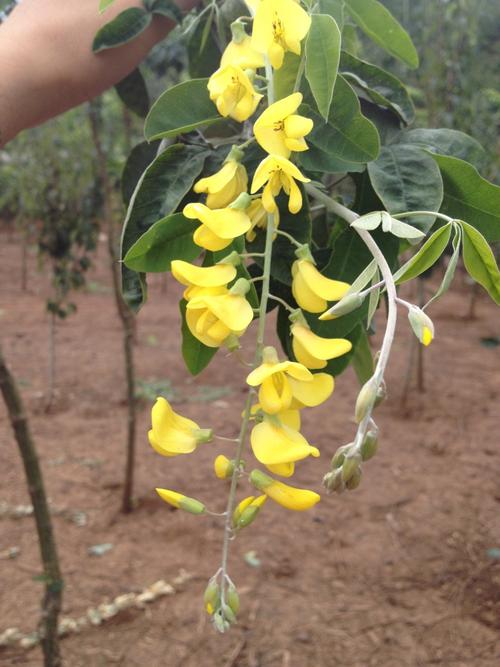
[
  {"xmin": 219, "ymin": 211, "xmax": 276, "ymax": 606},
  {"xmin": 268, "ymin": 293, "xmax": 296, "ymax": 313},
  {"xmin": 293, "ymin": 53, "xmax": 306, "ymax": 93},
  {"xmin": 275, "ymin": 228, "xmax": 303, "ymax": 248},
  {"xmin": 46, "ymin": 310, "xmax": 56, "ymax": 412},
  {"xmin": 392, "ymin": 210, "xmax": 454, "ymax": 224},
  {"xmin": 265, "ymin": 59, "xmax": 274, "ymax": 105},
  {"xmin": 305, "ymin": 183, "xmax": 398, "ymax": 451},
  {"xmin": 0, "ymin": 342, "xmax": 63, "ymax": 666}
]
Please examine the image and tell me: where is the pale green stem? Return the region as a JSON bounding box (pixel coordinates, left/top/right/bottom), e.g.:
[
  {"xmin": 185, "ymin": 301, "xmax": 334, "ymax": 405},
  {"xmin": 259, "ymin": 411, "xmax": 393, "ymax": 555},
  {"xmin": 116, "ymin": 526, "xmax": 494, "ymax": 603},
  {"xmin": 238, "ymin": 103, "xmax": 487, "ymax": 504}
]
[
  {"xmin": 305, "ymin": 183, "xmax": 398, "ymax": 454},
  {"xmin": 218, "ymin": 62, "xmax": 277, "ymax": 617},
  {"xmin": 392, "ymin": 211, "xmax": 454, "ymax": 224},
  {"xmin": 268, "ymin": 293, "xmax": 296, "ymax": 313},
  {"xmin": 275, "ymin": 228, "xmax": 303, "ymax": 248},
  {"xmin": 293, "ymin": 53, "xmax": 306, "ymax": 93}
]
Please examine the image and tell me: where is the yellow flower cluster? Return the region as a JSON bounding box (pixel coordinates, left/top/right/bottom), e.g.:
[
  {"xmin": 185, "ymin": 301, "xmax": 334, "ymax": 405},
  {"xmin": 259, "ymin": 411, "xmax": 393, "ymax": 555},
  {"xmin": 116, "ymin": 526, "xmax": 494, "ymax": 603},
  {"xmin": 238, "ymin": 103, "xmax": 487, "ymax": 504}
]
[{"xmin": 148, "ymin": 0, "xmax": 362, "ymax": 626}]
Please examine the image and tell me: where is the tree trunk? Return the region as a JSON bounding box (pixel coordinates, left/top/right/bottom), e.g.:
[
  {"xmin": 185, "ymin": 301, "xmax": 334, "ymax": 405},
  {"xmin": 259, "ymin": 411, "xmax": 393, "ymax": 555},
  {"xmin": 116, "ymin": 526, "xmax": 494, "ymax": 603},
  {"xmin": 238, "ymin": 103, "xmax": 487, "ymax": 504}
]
[
  {"xmin": 0, "ymin": 342, "xmax": 63, "ymax": 666},
  {"xmin": 88, "ymin": 101, "xmax": 137, "ymax": 513}
]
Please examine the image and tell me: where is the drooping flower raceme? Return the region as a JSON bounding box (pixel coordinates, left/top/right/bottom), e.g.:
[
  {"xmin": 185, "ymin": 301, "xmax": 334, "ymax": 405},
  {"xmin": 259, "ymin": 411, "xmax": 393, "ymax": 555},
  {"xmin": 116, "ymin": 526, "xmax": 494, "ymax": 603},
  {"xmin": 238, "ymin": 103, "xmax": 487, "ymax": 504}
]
[
  {"xmin": 208, "ymin": 65, "xmax": 263, "ymax": 122},
  {"xmin": 251, "ymin": 0, "xmax": 312, "ymax": 69},
  {"xmin": 251, "ymin": 155, "xmax": 310, "ymax": 213},
  {"xmin": 254, "ymin": 93, "xmax": 313, "ymax": 158},
  {"xmin": 148, "ymin": 397, "xmax": 213, "ymax": 457},
  {"xmin": 292, "ymin": 258, "xmax": 350, "ymax": 313}
]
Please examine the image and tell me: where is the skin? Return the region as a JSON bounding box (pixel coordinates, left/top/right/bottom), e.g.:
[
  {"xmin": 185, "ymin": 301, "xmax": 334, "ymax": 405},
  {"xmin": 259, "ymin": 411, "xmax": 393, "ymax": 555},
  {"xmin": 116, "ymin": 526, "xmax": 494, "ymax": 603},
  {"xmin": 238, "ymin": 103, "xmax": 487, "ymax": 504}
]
[{"xmin": 0, "ymin": 0, "xmax": 198, "ymax": 146}]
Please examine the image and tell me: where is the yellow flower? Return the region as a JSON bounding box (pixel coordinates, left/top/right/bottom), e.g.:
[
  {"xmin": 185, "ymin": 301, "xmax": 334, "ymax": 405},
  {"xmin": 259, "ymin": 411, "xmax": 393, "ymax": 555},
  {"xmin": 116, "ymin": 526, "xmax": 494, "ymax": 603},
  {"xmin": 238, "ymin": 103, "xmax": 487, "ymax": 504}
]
[
  {"xmin": 251, "ymin": 418, "xmax": 320, "ymax": 470},
  {"xmin": 186, "ymin": 283, "xmax": 254, "ymax": 348},
  {"xmin": 292, "ymin": 259, "xmax": 350, "ymax": 313},
  {"xmin": 251, "ymin": 155, "xmax": 309, "ymax": 213},
  {"xmin": 208, "ymin": 65, "xmax": 263, "ymax": 122},
  {"xmin": 171, "ymin": 259, "xmax": 237, "ymax": 301},
  {"xmin": 246, "ymin": 198, "xmax": 280, "ymax": 241},
  {"xmin": 194, "ymin": 159, "xmax": 248, "ymax": 210},
  {"xmin": 291, "ymin": 323, "xmax": 352, "ymax": 370},
  {"xmin": 213, "ymin": 454, "xmax": 234, "ymax": 479},
  {"xmin": 183, "ymin": 202, "xmax": 251, "ymax": 252},
  {"xmin": 156, "ymin": 488, "xmax": 206, "ymax": 514},
  {"xmin": 408, "ymin": 305, "xmax": 435, "ymax": 346},
  {"xmin": 250, "ymin": 469, "xmax": 320, "ymax": 511},
  {"xmin": 246, "ymin": 346, "xmax": 333, "ymax": 413},
  {"xmin": 221, "ymin": 35, "xmax": 265, "ymax": 70},
  {"xmin": 148, "ymin": 397, "xmax": 212, "ymax": 457},
  {"xmin": 254, "ymin": 93, "xmax": 313, "ymax": 158},
  {"xmin": 251, "ymin": 0, "xmax": 312, "ymax": 69}
]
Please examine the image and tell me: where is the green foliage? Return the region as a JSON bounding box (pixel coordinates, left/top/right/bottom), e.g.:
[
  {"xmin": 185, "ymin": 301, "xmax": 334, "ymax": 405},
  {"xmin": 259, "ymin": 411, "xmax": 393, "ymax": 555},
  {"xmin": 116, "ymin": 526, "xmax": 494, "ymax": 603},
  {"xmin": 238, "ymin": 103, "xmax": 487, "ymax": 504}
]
[
  {"xmin": 144, "ymin": 79, "xmax": 220, "ymax": 140},
  {"xmin": 305, "ymin": 14, "xmax": 341, "ymax": 120},
  {"xmin": 115, "ymin": 69, "xmax": 150, "ymax": 118},
  {"xmin": 461, "ymin": 222, "xmax": 500, "ymax": 305},
  {"xmin": 179, "ymin": 300, "xmax": 218, "ymax": 376},
  {"xmin": 93, "ymin": 7, "xmax": 153, "ymax": 52},
  {"xmin": 343, "ymin": 0, "xmax": 419, "ymax": 68},
  {"xmin": 124, "ymin": 213, "xmax": 200, "ymax": 272},
  {"xmin": 394, "ymin": 223, "xmax": 453, "ymax": 284}
]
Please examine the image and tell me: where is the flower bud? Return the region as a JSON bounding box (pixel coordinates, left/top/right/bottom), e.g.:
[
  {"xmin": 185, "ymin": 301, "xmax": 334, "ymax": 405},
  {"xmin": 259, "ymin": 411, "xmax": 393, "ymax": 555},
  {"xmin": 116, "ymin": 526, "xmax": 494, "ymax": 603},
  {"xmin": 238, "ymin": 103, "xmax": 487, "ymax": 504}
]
[
  {"xmin": 341, "ymin": 453, "xmax": 362, "ymax": 483},
  {"xmin": 374, "ymin": 382, "xmax": 386, "ymax": 408},
  {"xmin": 214, "ymin": 455, "xmax": 235, "ymax": 480},
  {"xmin": 323, "ymin": 469, "xmax": 345, "ymax": 493},
  {"xmin": 360, "ymin": 430, "xmax": 378, "ymax": 461},
  {"xmin": 213, "ymin": 610, "xmax": 229, "ymax": 633},
  {"xmin": 331, "ymin": 443, "xmax": 353, "ymax": 469},
  {"xmin": 217, "ymin": 250, "xmax": 241, "ymax": 267},
  {"xmin": 319, "ymin": 293, "xmax": 365, "ymax": 321},
  {"xmin": 204, "ymin": 580, "xmax": 220, "ymax": 615},
  {"xmin": 354, "ymin": 378, "xmax": 377, "ymax": 423},
  {"xmin": 408, "ymin": 305, "xmax": 435, "ymax": 346},
  {"xmin": 222, "ymin": 601, "xmax": 237, "ymax": 624},
  {"xmin": 237, "ymin": 495, "xmax": 267, "ymax": 528},
  {"xmin": 227, "ymin": 585, "xmax": 240, "ymax": 615},
  {"xmin": 194, "ymin": 428, "xmax": 213, "ymax": 444},
  {"xmin": 345, "ymin": 466, "xmax": 362, "ymax": 490}
]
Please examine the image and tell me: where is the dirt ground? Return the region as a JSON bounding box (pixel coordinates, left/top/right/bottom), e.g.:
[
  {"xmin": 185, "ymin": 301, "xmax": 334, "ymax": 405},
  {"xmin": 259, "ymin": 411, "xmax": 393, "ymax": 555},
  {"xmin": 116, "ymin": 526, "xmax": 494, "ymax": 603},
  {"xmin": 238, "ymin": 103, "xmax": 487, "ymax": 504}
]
[{"xmin": 1, "ymin": 229, "xmax": 499, "ymax": 667}]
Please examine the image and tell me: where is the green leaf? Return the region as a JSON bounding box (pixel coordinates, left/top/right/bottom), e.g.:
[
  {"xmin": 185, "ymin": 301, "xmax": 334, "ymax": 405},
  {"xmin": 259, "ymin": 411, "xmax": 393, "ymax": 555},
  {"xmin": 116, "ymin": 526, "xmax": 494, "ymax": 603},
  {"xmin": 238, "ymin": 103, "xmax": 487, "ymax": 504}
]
[
  {"xmin": 351, "ymin": 328, "xmax": 374, "ymax": 384},
  {"xmin": 305, "ymin": 14, "xmax": 341, "ymax": 120},
  {"xmin": 394, "ymin": 223, "xmax": 452, "ymax": 284},
  {"xmin": 367, "ymin": 271, "xmax": 380, "ymax": 328},
  {"xmin": 340, "ymin": 51, "xmax": 415, "ymax": 125},
  {"xmin": 343, "ymin": 0, "xmax": 418, "ymax": 68},
  {"xmin": 301, "ymin": 76, "xmax": 380, "ymax": 164},
  {"xmin": 368, "ymin": 145, "xmax": 443, "ymax": 231},
  {"xmin": 122, "ymin": 267, "xmax": 148, "ymax": 313},
  {"xmin": 385, "ymin": 218, "xmax": 425, "ymax": 240},
  {"xmin": 350, "ymin": 212, "xmax": 382, "ymax": 231},
  {"xmin": 120, "ymin": 144, "xmax": 207, "ymax": 310},
  {"xmin": 92, "ymin": 7, "xmax": 151, "ymax": 53},
  {"xmin": 115, "ymin": 68, "xmax": 150, "ymax": 118},
  {"xmin": 346, "ymin": 259, "xmax": 378, "ymax": 293},
  {"xmin": 425, "ymin": 225, "xmax": 461, "ymax": 308},
  {"xmin": 145, "ymin": 0, "xmax": 183, "ymax": 23},
  {"xmin": 145, "ymin": 79, "xmax": 220, "ymax": 140},
  {"xmin": 396, "ymin": 129, "xmax": 486, "ymax": 171},
  {"xmin": 274, "ymin": 52, "xmax": 301, "ymax": 101},
  {"xmin": 431, "ymin": 154, "xmax": 500, "ymax": 242},
  {"xmin": 187, "ymin": 7, "xmax": 221, "ymax": 78},
  {"xmin": 99, "ymin": 0, "xmax": 118, "ymax": 13},
  {"xmin": 124, "ymin": 213, "xmax": 200, "ymax": 272},
  {"xmin": 318, "ymin": 0, "xmax": 344, "ymax": 28},
  {"xmin": 180, "ymin": 300, "xmax": 218, "ymax": 376},
  {"xmin": 121, "ymin": 141, "xmax": 160, "ymax": 206},
  {"xmin": 461, "ymin": 222, "xmax": 500, "ymax": 305}
]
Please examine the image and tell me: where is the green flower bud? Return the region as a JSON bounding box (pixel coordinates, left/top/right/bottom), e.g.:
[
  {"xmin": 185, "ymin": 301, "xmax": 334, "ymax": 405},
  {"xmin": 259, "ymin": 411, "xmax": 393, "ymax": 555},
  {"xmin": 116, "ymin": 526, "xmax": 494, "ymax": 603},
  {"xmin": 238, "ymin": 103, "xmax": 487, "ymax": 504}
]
[
  {"xmin": 331, "ymin": 443, "xmax": 353, "ymax": 469},
  {"xmin": 341, "ymin": 453, "xmax": 362, "ymax": 483},
  {"xmin": 345, "ymin": 466, "xmax": 362, "ymax": 490},
  {"xmin": 229, "ymin": 277, "xmax": 251, "ymax": 296},
  {"xmin": 204, "ymin": 581, "xmax": 220, "ymax": 615},
  {"xmin": 323, "ymin": 469, "xmax": 345, "ymax": 493},
  {"xmin": 294, "ymin": 243, "xmax": 315, "ymax": 263},
  {"xmin": 354, "ymin": 378, "xmax": 377, "ymax": 423},
  {"xmin": 374, "ymin": 382, "xmax": 386, "ymax": 408},
  {"xmin": 408, "ymin": 305, "xmax": 434, "ymax": 346},
  {"xmin": 217, "ymin": 250, "xmax": 241, "ymax": 267},
  {"xmin": 319, "ymin": 293, "xmax": 365, "ymax": 321},
  {"xmin": 237, "ymin": 505, "xmax": 261, "ymax": 528},
  {"xmin": 249, "ymin": 469, "xmax": 273, "ymax": 491},
  {"xmin": 222, "ymin": 602, "xmax": 237, "ymax": 624},
  {"xmin": 227, "ymin": 585, "xmax": 240, "ymax": 615},
  {"xmin": 194, "ymin": 428, "xmax": 213, "ymax": 444},
  {"xmin": 360, "ymin": 430, "xmax": 378, "ymax": 461},
  {"xmin": 213, "ymin": 610, "xmax": 229, "ymax": 633}
]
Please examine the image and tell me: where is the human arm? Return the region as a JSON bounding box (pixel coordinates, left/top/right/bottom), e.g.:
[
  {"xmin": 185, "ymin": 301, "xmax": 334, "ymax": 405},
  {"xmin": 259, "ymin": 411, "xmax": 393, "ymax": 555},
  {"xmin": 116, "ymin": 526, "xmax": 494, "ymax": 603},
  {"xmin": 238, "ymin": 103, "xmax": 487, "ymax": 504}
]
[{"xmin": 0, "ymin": 0, "xmax": 197, "ymax": 146}]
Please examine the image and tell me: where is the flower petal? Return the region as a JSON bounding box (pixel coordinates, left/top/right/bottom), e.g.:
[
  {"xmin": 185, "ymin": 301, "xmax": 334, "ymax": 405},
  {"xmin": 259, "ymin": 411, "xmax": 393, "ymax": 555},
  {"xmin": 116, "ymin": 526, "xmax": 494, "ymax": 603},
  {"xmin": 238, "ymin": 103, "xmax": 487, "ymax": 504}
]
[
  {"xmin": 288, "ymin": 372, "xmax": 334, "ymax": 407},
  {"xmin": 171, "ymin": 260, "xmax": 236, "ymax": 288}
]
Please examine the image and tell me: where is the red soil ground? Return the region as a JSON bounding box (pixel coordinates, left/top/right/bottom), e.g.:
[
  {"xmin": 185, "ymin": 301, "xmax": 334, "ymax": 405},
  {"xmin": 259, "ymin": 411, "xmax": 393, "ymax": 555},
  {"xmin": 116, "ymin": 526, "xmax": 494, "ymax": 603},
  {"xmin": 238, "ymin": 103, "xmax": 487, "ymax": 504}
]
[{"xmin": 1, "ymin": 230, "xmax": 499, "ymax": 667}]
